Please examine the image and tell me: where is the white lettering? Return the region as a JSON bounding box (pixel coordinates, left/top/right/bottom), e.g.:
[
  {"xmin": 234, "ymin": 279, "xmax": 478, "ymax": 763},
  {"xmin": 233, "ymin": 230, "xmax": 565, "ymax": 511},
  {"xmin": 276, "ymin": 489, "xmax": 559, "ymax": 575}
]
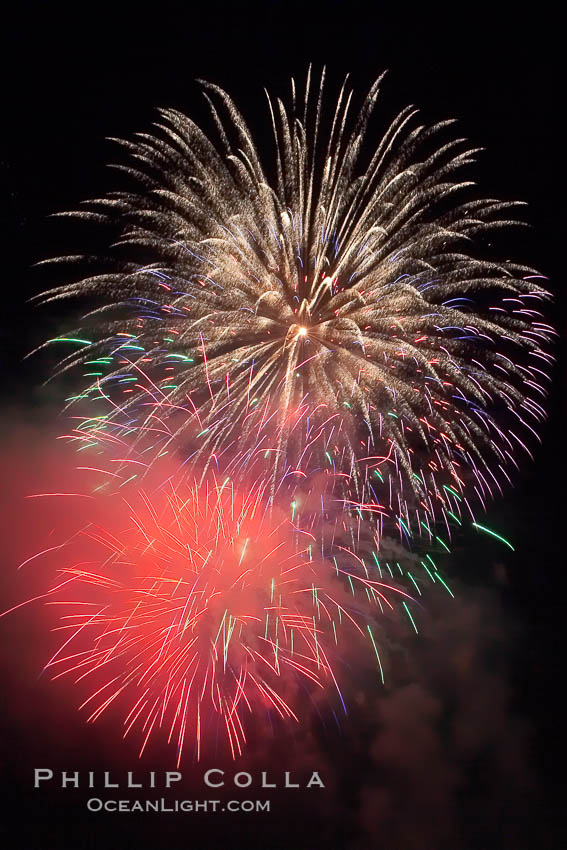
[
  {"xmin": 34, "ymin": 769, "xmax": 53, "ymax": 788},
  {"xmin": 61, "ymin": 771, "xmax": 79, "ymax": 788},
  {"xmin": 234, "ymin": 772, "xmax": 252, "ymax": 788},
  {"xmin": 127, "ymin": 772, "xmax": 142, "ymax": 788},
  {"xmin": 285, "ymin": 772, "xmax": 299, "ymax": 788},
  {"xmin": 307, "ymin": 771, "xmax": 325, "ymax": 788},
  {"xmin": 165, "ymin": 771, "xmax": 182, "ymax": 788},
  {"xmin": 204, "ymin": 769, "xmax": 224, "ymax": 788},
  {"xmin": 261, "ymin": 771, "xmax": 276, "ymax": 788}
]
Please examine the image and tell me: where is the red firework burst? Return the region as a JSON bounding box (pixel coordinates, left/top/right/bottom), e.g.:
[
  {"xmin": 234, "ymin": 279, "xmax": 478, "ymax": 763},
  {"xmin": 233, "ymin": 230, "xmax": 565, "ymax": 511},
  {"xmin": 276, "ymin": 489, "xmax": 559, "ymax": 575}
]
[{"xmin": 32, "ymin": 472, "xmax": 407, "ymax": 764}]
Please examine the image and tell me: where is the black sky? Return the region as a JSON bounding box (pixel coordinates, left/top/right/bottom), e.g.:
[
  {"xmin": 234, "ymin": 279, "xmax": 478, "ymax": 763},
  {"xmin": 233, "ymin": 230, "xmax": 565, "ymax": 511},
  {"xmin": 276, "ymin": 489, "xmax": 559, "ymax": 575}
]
[{"xmin": 0, "ymin": 3, "xmax": 563, "ymax": 849}]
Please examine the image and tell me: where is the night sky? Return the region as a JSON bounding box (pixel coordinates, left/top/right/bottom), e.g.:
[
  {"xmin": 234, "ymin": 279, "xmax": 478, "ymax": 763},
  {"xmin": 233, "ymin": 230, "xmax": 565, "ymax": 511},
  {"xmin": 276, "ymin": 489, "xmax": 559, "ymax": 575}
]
[{"xmin": 0, "ymin": 3, "xmax": 563, "ymax": 849}]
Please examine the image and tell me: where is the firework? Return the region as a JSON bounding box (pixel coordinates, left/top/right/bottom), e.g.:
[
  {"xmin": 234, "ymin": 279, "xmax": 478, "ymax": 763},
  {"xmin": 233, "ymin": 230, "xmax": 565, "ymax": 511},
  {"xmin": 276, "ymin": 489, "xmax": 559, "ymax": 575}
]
[
  {"xmin": 34, "ymin": 69, "xmax": 554, "ymax": 543},
  {"xmin": 25, "ymin": 470, "xmax": 425, "ymax": 762},
  {"xmin": 6, "ymin": 69, "xmax": 553, "ymax": 770}
]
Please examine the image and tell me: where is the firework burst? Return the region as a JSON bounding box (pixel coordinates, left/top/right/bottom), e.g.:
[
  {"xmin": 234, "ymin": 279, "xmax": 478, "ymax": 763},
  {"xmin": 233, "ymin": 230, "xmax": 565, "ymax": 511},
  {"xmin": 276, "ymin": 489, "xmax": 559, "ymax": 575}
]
[
  {"xmin": 31, "ymin": 471, "xmax": 422, "ymax": 763},
  {"xmin": 34, "ymin": 69, "xmax": 554, "ymax": 541}
]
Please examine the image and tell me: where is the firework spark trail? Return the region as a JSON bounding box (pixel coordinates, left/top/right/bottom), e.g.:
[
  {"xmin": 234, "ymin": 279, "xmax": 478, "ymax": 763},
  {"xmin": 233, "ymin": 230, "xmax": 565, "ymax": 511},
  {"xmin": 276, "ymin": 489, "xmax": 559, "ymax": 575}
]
[
  {"xmin": 21, "ymin": 469, "xmax": 430, "ymax": 762},
  {"xmin": 32, "ymin": 69, "xmax": 554, "ymax": 541}
]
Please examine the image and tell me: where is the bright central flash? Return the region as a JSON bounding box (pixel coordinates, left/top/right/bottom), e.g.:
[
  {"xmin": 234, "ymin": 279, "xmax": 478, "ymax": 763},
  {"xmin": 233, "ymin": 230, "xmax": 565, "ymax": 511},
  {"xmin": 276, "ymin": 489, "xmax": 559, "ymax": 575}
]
[{"xmin": 297, "ymin": 327, "xmax": 307, "ymax": 336}]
